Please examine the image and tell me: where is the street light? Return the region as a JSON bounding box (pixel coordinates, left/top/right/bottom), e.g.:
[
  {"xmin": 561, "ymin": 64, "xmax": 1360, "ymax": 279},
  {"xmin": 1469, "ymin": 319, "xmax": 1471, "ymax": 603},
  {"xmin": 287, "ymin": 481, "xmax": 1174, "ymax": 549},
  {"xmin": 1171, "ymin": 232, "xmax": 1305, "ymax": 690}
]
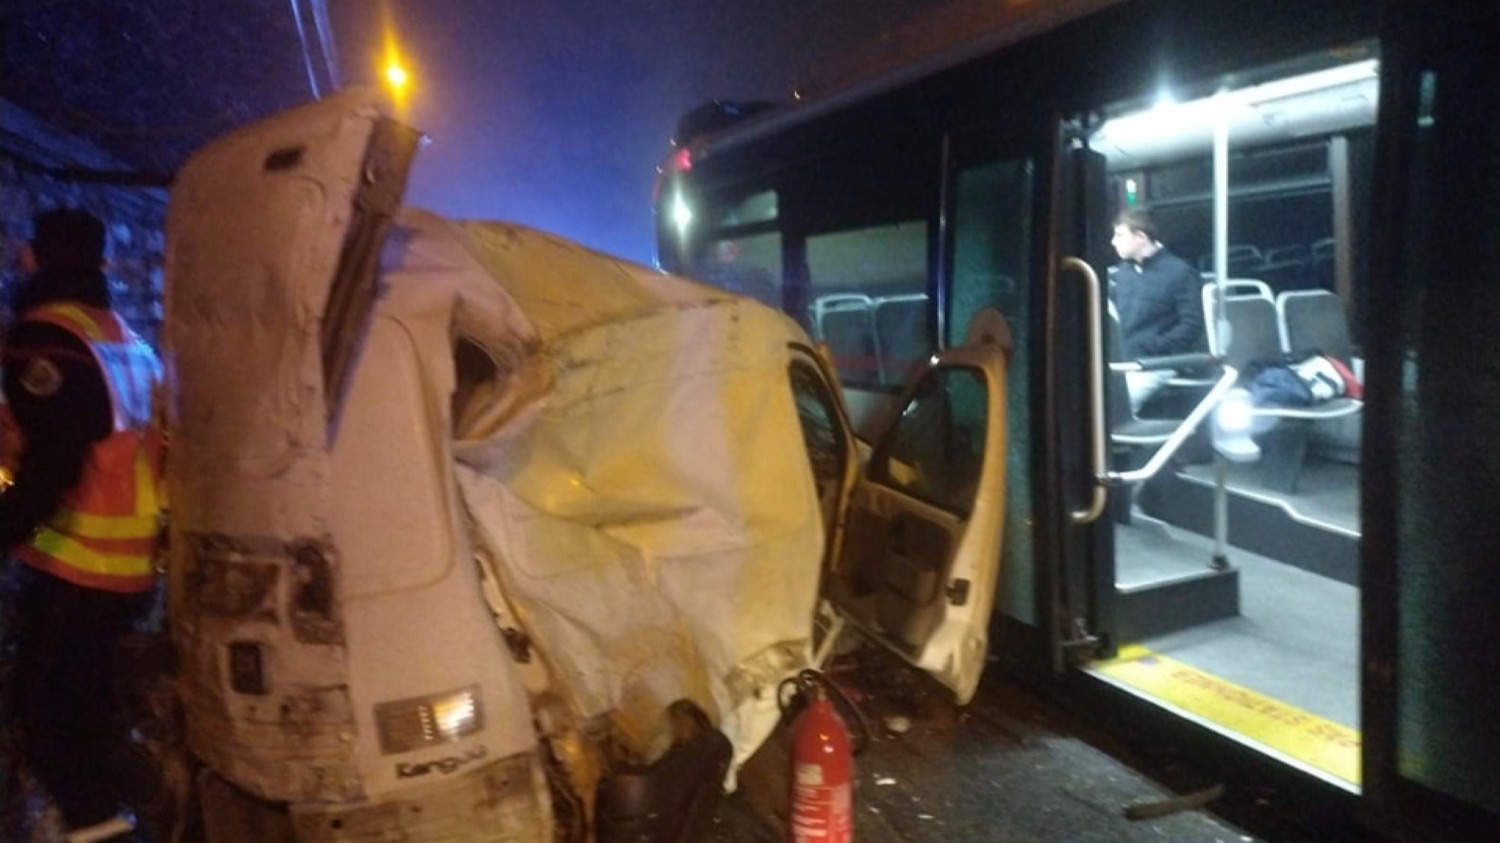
[
  {"xmin": 385, "ymin": 60, "xmax": 409, "ymax": 92},
  {"xmin": 379, "ymin": 8, "xmax": 413, "ymax": 115}
]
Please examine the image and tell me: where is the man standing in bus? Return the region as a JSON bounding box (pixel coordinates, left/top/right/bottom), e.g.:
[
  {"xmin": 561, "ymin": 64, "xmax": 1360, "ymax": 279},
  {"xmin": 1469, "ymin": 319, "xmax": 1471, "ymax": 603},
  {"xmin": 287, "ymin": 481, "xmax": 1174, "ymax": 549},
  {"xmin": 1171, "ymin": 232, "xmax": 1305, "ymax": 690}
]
[{"xmin": 1109, "ymin": 207, "xmax": 1206, "ymax": 412}]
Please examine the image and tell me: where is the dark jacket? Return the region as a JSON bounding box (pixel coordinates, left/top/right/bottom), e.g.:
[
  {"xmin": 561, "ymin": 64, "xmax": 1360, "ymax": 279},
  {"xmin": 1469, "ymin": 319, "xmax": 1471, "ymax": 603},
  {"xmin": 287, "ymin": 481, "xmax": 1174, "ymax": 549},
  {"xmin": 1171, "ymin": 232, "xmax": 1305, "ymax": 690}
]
[
  {"xmin": 1111, "ymin": 247, "xmax": 1206, "ymax": 359},
  {"xmin": 0, "ymin": 269, "xmax": 113, "ymax": 552}
]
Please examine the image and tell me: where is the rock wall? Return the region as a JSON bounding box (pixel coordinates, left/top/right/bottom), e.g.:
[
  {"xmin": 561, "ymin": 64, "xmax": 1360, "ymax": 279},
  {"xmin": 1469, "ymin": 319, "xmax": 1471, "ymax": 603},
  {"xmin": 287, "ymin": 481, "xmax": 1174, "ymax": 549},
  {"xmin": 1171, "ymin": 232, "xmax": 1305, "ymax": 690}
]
[{"xmin": 1, "ymin": 99, "xmax": 168, "ymax": 346}]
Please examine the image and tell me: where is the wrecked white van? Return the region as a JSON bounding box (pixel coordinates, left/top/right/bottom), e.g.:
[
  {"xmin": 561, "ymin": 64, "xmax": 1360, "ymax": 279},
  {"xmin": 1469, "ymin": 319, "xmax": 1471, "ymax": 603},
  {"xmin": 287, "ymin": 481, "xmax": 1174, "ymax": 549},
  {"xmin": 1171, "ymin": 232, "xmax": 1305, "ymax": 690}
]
[{"xmin": 163, "ymin": 88, "xmax": 1009, "ymax": 841}]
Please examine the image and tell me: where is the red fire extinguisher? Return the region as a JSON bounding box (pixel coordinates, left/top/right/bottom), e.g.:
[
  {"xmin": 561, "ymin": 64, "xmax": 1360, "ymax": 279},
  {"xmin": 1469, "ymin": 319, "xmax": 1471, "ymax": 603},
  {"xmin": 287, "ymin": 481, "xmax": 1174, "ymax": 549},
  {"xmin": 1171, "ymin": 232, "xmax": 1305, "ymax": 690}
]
[{"xmin": 787, "ymin": 672, "xmax": 853, "ymax": 843}]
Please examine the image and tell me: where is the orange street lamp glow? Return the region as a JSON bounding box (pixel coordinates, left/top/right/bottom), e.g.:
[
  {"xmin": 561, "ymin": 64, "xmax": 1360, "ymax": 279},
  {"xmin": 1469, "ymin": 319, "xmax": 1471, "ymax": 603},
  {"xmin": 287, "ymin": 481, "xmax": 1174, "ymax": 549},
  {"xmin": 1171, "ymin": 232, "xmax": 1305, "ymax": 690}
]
[
  {"xmin": 385, "ymin": 62, "xmax": 409, "ymax": 91},
  {"xmin": 378, "ymin": 3, "xmax": 413, "ymax": 116}
]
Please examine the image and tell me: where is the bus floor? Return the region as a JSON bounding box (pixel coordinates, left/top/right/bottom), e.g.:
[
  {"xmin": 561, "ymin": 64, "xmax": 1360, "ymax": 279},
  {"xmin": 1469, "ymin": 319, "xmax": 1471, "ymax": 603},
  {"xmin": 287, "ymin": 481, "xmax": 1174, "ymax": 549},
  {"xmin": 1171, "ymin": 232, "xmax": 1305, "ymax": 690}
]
[{"xmin": 1095, "ymin": 511, "xmax": 1361, "ymax": 789}]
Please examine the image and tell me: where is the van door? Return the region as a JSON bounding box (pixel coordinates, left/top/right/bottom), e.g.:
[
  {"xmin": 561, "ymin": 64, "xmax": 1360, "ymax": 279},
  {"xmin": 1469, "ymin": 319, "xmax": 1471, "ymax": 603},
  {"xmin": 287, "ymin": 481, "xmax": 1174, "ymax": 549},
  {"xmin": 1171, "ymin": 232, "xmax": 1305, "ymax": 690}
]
[
  {"xmin": 822, "ymin": 325, "xmax": 1011, "ymax": 704},
  {"xmin": 168, "ymin": 86, "xmax": 422, "ymax": 438}
]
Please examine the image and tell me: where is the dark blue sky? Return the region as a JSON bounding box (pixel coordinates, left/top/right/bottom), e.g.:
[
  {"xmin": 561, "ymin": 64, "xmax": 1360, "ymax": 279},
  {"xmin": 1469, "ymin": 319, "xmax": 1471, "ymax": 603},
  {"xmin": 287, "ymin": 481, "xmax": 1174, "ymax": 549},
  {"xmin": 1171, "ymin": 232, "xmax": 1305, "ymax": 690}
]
[{"xmin": 331, "ymin": 1, "xmax": 949, "ymax": 265}]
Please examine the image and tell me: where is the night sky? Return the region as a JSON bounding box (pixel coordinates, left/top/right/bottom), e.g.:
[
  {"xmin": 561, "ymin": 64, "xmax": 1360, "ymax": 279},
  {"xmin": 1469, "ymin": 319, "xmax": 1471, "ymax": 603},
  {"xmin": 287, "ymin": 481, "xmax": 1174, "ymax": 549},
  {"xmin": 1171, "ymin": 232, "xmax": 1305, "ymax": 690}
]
[
  {"xmin": 3, "ymin": 0, "xmax": 953, "ymax": 263},
  {"xmin": 326, "ymin": 0, "xmax": 951, "ymax": 264}
]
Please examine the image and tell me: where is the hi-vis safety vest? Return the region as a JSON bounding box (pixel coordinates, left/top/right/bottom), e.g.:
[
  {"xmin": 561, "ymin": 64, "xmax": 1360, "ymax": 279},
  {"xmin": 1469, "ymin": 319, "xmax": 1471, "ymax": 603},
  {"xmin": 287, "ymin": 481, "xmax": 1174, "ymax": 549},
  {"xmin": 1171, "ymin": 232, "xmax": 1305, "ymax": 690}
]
[{"xmin": 11, "ymin": 303, "xmax": 165, "ymax": 593}]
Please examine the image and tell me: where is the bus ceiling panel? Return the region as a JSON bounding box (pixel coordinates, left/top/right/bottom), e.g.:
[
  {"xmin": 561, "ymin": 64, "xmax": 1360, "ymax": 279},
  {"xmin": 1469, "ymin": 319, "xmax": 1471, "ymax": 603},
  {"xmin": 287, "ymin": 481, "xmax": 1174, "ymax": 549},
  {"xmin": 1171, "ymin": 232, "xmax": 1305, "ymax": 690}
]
[{"xmin": 1092, "ymin": 68, "xmax": 1378, "ymax": 169}]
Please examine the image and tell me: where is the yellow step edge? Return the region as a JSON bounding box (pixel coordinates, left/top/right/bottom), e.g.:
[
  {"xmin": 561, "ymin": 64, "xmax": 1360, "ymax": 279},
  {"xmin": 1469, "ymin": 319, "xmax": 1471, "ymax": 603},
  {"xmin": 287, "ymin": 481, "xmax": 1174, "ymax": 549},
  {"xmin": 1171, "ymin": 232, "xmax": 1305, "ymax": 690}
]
[{"xmin": 1093, "ymin": 645, "xmax": 1361, "ymax": 786}]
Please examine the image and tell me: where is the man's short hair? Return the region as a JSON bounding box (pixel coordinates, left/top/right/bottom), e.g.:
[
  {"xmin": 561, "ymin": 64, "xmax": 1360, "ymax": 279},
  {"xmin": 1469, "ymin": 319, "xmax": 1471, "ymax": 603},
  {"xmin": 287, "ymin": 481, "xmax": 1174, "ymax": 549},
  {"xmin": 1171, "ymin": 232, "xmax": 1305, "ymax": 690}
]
[
  {"xmin": 1114, "ymin": 207, "xmax": 1158, "ymax": 242},
  {"xmin": 31, "ymin": 208, "xmax": 106, "ymax": 272}
]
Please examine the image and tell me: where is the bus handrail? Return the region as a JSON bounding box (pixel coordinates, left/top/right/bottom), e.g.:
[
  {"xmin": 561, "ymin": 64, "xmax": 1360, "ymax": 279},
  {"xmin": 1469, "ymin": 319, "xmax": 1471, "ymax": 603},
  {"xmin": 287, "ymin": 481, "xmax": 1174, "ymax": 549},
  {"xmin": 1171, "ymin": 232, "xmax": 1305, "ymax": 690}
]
[
  {"xmin": 1106, "ymin": 365, "xmax": 1239, "ymax": 486},
  {"xmin": 1061, "ymin": 257, "xmax": 1109, "ymax": 525}
]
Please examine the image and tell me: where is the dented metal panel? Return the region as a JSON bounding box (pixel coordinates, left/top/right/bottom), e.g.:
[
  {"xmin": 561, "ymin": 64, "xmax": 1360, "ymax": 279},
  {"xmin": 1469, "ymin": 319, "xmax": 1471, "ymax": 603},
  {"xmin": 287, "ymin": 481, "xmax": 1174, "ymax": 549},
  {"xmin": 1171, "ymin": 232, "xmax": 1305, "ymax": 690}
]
[
  {"xmin": 168, "ymin": 87, "xmax": 835, "ymax": 839},
  {"xmin": 445, "ymin": 218, "xmax": 827, "ymax": 768},
  {"xmin": 175, "ymin": 533, "xmax": 359, "ymax": 801}
]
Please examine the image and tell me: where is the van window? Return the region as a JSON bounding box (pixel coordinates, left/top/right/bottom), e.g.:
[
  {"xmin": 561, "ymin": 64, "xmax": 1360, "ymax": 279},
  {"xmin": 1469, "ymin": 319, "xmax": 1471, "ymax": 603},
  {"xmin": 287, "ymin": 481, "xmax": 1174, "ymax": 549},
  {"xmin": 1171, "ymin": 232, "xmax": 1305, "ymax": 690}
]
[{"xmin": 871, "ymin": 366, "xmax": 987, "ymax": 514}]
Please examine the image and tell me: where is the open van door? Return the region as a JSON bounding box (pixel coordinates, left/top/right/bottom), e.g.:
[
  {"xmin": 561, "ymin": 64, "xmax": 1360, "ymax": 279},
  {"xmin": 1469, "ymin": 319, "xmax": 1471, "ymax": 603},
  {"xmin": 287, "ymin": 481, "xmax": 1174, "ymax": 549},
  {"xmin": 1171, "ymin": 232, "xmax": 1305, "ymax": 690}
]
[{"xmin": 823, "ymin": 310, "xmax": 1011, "ymax": 704}]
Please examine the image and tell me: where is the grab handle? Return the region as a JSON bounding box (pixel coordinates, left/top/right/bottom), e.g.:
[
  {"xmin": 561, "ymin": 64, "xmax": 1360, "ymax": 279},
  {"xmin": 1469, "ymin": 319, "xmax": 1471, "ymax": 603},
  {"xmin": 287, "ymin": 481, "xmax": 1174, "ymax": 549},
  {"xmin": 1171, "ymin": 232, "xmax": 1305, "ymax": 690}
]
[{"xmin": 1061, "ymin": 257, "xmax": 1108, "ymax": 524}]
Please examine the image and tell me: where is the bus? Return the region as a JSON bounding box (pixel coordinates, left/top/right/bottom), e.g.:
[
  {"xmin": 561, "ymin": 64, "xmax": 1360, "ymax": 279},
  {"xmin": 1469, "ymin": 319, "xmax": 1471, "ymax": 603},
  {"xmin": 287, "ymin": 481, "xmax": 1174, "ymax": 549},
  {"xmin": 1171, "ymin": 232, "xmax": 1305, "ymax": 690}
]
[{"xmin": 652, "ymin": 0, "xmax": 1500, "ymax": 838}]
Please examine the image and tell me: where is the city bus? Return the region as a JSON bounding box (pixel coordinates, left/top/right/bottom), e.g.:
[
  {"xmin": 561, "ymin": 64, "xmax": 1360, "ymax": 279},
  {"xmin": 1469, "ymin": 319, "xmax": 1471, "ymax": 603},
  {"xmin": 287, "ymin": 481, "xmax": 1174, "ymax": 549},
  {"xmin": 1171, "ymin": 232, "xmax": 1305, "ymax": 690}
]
[{"xmin": 652, "ymin": 0, "xmax": 1500, "ymax": 838}]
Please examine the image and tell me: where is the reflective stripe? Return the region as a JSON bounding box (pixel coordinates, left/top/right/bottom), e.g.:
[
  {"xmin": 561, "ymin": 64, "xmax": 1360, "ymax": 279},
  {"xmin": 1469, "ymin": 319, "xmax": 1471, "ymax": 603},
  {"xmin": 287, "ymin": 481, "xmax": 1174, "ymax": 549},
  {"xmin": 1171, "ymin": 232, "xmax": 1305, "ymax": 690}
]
[
  {"xmin": 23, "ymin": 527, "xmax": 155, "ymax": 579},
  {"xmin": 27, "ymin": 304, "xmax": 161, "ymax": 431},
  {"xmin": 14, "ymin": 545, "xmax": 156, "ymax": 594},
  {"xmin": 45, "ymin": 504, "xmax": 161, "ymax": 540},
  {"xmin": 31, "ymin": 523, "xmax": 157, "ymax": 562},
  {"xmin": 19, "ymin": 304, "xmax": 164, "ymax": 593},
  {"xmin": 32, "ymin": 302, "xmax": 110, "ymax": 341},
  {"xmin": 134, "ymin": 438, "xmax": 163, "ymax": 515}
]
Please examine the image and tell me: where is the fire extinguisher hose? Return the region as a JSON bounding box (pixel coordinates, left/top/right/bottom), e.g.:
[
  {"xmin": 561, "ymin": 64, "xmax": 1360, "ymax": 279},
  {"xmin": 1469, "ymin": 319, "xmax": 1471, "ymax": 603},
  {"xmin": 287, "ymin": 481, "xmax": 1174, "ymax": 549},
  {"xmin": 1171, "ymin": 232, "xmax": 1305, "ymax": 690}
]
[{"xmin": 777, "ymin": 668, "xmax": 871, "ymax": 755}]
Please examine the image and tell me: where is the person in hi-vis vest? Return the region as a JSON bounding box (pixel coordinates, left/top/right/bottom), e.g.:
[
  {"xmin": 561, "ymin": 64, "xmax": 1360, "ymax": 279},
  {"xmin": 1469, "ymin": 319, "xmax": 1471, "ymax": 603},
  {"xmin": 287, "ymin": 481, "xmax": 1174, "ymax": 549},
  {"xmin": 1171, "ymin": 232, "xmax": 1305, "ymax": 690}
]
[{"xmin": 1, "ymin": 208, "xmax": 165, "ymax": 843}]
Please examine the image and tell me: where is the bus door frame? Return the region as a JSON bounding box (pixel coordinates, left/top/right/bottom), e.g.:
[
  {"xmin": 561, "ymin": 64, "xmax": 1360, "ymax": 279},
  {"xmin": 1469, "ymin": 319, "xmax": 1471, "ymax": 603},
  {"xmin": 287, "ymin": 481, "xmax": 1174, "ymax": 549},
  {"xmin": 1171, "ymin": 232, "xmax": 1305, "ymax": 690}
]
[
  {"xmin": 1044, "ymin": 120, "xmax": 1119, "ymax": 675},
  {"xmin": 935, "ymin": 111, "xmax": 1117, "ymax": 679}
]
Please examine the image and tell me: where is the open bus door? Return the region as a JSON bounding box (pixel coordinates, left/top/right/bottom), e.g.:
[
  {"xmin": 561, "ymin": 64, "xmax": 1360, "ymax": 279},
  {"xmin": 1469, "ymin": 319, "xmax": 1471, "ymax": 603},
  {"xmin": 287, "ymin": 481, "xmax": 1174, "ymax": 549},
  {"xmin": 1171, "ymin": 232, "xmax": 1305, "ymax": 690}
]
[
  {"xmin": 819, "ymin": 312, "xmax": 1012, "ymax": 704},
  {"xmin": 1049, "ymin": 48, "xmax": 1389, "ymax": 792}
]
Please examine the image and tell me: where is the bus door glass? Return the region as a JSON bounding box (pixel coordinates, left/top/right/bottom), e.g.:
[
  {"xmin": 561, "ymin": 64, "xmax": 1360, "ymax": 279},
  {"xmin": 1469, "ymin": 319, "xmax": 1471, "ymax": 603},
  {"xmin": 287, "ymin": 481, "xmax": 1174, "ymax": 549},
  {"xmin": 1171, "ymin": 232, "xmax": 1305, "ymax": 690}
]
[
  {"xmin": 943, "ymin": 133, "xmax": 1041, "ymax": 633},
  {"xmin": 1063, "ymin": 45, "xmax": 1379, "ymax": 791},
  {"xmin": 1374, "ymin": 2, "xmax": 1500, "ymax": 822}
]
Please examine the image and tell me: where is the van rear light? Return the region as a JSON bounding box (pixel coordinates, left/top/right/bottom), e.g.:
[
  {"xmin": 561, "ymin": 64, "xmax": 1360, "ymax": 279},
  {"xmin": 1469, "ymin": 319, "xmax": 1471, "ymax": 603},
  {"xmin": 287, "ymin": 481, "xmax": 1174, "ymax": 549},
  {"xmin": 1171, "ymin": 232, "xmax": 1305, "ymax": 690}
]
[{"xmin": 374, "ymin": 685, "xmax": 484, "ymax": 754}]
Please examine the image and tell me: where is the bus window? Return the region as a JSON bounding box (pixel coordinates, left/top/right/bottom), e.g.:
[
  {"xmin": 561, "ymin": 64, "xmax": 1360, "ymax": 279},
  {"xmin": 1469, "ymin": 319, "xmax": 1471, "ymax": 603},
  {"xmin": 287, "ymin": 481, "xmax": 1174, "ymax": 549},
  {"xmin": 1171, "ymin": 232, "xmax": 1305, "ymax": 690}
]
[
  {"xmin": 675, "ymin": 187, "xmax": 784, "ymax": 309},
  {"xmin": 806, "ymin": 221, "xmax": 930, "ymax": 389},
  {"xmin": 689, "ymin": 232, "xmax": 782, "ymax": 309}
]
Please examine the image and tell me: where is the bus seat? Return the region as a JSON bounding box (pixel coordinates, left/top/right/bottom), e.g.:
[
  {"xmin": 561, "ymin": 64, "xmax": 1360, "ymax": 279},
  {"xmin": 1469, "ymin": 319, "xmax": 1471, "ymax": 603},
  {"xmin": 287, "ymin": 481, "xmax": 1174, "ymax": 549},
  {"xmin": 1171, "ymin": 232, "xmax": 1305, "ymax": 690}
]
[
  {"xmin": 1106, "ymin": 312, "xmax": 1180, "ymax": 448},
  {"xmin": 1265, "ymin": 244, "xmax": 1309, "ymax": 267},
  {"xmin": 1311, "ymin": 238, "xmax": 1337, "ymax": 289},
  {"xmin": 872, "ymin": 293, "xmax": 930, "ymax": 384},
  {"xmin": 811, "ymin": 294, "xmax": 878, "ymax": 383},
  {"xmin": 1260, "ymin": 244, "xmax": 1313, "ymax": 291},
  {"xmin": 1219, "ymin": 294, "xmax": 1285, "ymax": 372},
  {"xmin": 1106, "ymin": 311, "xmax": 1182, "ymax": 524},
  {"xmin": 1278, "ymin": 290, "xmax": 1362, "ymax": 465},
  {"xmin": 1221, "ymin": 293, "xmax": 1360, "ymax": 491},
  {"xmin": 1201, "ymin": 279, "xmax": 1273, "ymax": 357},
  {"xmin": 1197, "ymin": 244, "xmax": 1265, "ymax": 274},
  {"xmin": 1278, "ymin": 289, "xmax": 1353, "ymax": 364}
]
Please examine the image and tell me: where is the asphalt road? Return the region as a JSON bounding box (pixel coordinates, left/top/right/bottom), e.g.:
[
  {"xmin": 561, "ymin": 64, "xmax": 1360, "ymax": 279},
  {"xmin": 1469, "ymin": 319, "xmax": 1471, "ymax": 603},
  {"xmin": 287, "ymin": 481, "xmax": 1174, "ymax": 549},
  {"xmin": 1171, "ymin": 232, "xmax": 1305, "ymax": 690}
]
[{"xmin": 707, "ymin": 640, "xmax": 1378, "ymax": 843}]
